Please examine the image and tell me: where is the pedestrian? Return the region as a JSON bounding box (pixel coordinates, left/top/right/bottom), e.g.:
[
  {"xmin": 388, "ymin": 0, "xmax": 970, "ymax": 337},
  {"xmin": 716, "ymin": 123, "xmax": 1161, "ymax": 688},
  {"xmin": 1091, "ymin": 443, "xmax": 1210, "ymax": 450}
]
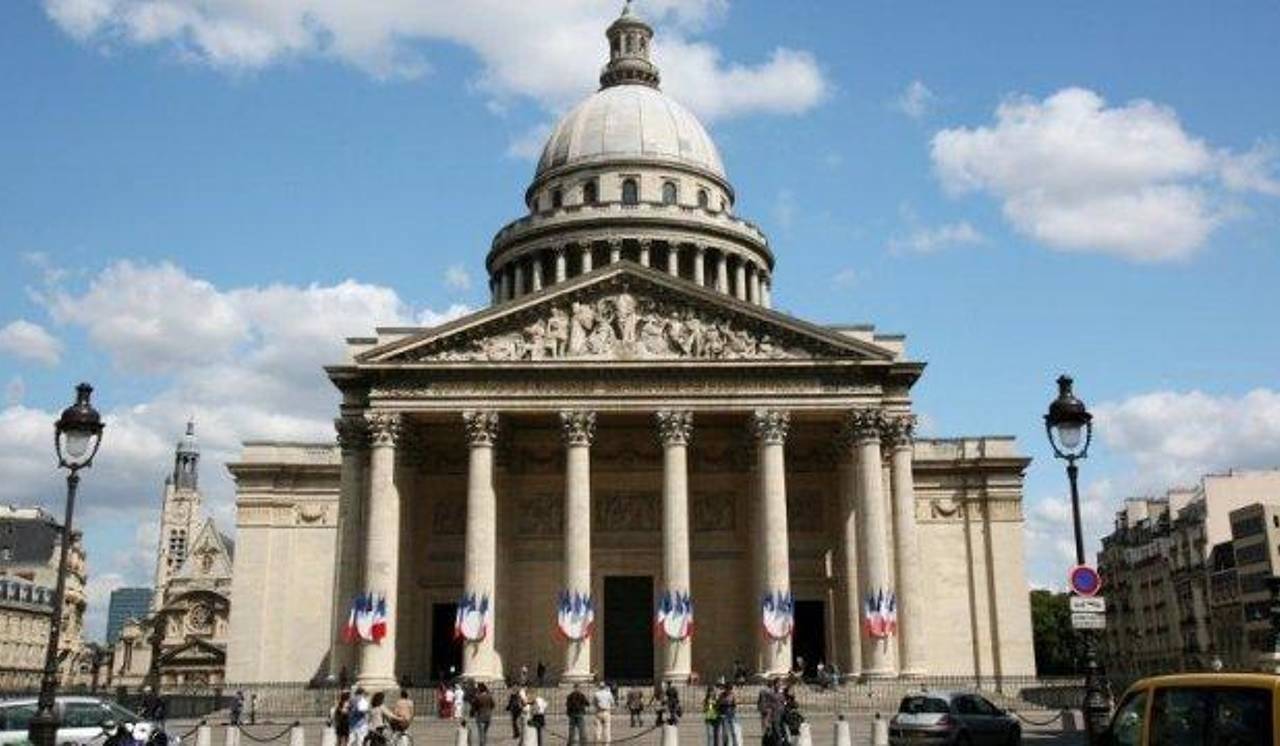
[
  {"xmin": 759, "ymin": 680, "xmax": 785, "ymax": 746},
  {"xmin": 390, "ymin": 688, "xmax": 415, "ymax": 745},
  {"xmin": 452, "ymin": 681, "xmax": 467, "ymax": 722},
  {"xmin": 716, "ymin": 680, "xmax": 739, "ymax": 746},
  {"xmin": 331, "ymin": 691, "xmax": 352, "ymax": 746},
  {"xmin": 348, "ymin": 688, "xmax": 371, "ymax": 746},
  {"xmin": 437, "ymin": 680, "xmax": 451, "ymax": 719},
  {"xmin": 528, "ymin": 692, "xmax": 547, "ymax": 746},
  {"xmin": 732, "ymin": 660, "xmax": 749, "ymax": 687},
  {"xmin": 565, "ymin": 683, "xmax": 589, "ymax": 746},
  {"xmin": 663, "ymin": 682, "xmax": 681, "ymax": 725},
  {"xmin": 230, "ymin": 691, "xmax": 244, "ymax": 726},
  {"xmin": 368, "ymin": 692, "xmax": 390, "ymax": 746},
  {"xmin": 517, "ymin": 665, "xmax": 530, "ymax": 687},
  {"xmin": 701, "ymin": 686, "xmax": 720, "ymax": 746},
  {"xmin": 593, "ymin": 680, "xmax": 615, "ymax": 745},
  {"xmin": 249, "ymin": 693, "xmax": 258, "ymax": 725},
  {"xmin": 625, "ymin": 689, "xmax": 645, "ymax": 727},
  {"xmin": 780, "ymin": 687, "xmax": 802, "ymax": 742},
  {"xmin": 471, "ymin": 682, "xmax": 496, "ymax": 746},
  {"xmin": 535, "ymin": 660, "xmax": 547, "ymax": 687},
  {"xmin": 506, "ymin": 686, "xmax": 527, "ymax": 739}
]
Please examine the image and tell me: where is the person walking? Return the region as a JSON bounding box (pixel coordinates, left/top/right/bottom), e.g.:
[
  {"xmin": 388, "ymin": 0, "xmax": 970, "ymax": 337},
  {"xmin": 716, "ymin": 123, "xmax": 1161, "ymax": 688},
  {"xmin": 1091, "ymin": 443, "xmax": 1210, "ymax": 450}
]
[
  {"xmin": 368, "ymin": 691, "xmax": 391, "ymax": 746},
  {"xmin": 663, "ymin": 682, "xmax": 681, "ymax": 726},
  {"xmin": 348, "ymin": 688, "xmax": 371, "ymax": 746},
  {"xmin": 507, "ymin": 686, "xmax": 528, "ymax": 740},
  {"xmin": 471, "ymin": 683, "xmax": 496, "ymax": 746},
  {"xmin": 716, "ymin": 681, "xmax": 739, "ymax": 746},
  {"xmin": 535, "ymin": 660, "xmax": 547, "ymax": 687},
  {"xmin": 758, "ymin": 680, "xmax": 785, "ymax": 746},
  {"xmin": 389, "ymin": 689, "xmax": 415, "ymax": 746},
  {"xmin": 528, "ymin": 692, "xmax": 547, "ymax": 746},
  {"xmin": 331, "ymin": 691, "xmax": 352, "ymax": 746},
  {"xmin": 701, "ymin": 687, "xmax": 721, "ymax": 746},
  {"xmin": 230, "ymin": 691, "xmax": 245, "ymax": 726},
  {"xmin": 565, "ymin": 684, "xmax": 589, "ymax": 746},
  {"xmin": 625, "ymin": 689, "xmax": 645, "ymax": 728},
  {"xmin": 593, "ymin": 681, "xmax": 615, "ymax": 745}
]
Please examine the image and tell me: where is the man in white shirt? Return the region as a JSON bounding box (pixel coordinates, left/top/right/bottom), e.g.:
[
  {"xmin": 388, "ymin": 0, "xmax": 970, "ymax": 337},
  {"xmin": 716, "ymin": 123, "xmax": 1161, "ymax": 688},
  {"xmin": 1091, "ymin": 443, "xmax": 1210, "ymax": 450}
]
[{"xmin": 593, "ymin": 681, "xmax": 616, "ymax": 745}]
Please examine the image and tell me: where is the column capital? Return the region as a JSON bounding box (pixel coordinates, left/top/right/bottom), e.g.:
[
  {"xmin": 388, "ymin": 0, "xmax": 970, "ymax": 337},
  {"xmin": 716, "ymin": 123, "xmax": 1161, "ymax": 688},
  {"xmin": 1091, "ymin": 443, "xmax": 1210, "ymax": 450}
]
[
  {"xmin": 637, "ymin": 237, "xmax": 653, "ymax": 248},
  {"xmin": 656, "ymin": 410, "xmax": 694, "ymax": 446},
  {"xmin": 751, "ymin": 409, "xmax": 790, "ymax": 445},
  {"xmin": 560, "ymin": 410, "xmax": 597, "ymax": 447},
  {"xmin": 883, "ymin": 414, "xmax": 917, "ymax": 449},
  {"xmin": 843, "ymin": 408, "xmax": 886, "ymax": 445},
  {"xmin": 462, "ymin": 410, "xmax": 501, "ymax": 446},
  {"xmin": 334, "ymin": 416, "xmax": 368, "ymax": 452},
  {"xmin": 365, "ymin": 411, "xmax": 402, "ymax": 447}
]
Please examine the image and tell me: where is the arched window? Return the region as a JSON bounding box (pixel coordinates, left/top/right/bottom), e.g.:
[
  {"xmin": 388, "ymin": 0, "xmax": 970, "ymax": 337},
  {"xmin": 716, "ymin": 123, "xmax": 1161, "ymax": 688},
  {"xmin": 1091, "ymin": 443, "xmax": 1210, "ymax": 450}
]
[
  {"xmin": 697, "ymin": 189, "xmax": 709, "ymax": 208},
  {"xmin": 622, "ymin": 178, "xmax": 639, "ymax": 205},
  {"xmin": 662, "ymin": 181, "xmax": 678, "ymax": 205},
  {"xmin": 551, "ymin": 189, "xmax": 563, "ymax": 208},
  {"xmin": 624, "ymin": 35, "xmax": 633, "ymax": 54},
  {"xmin": 583, "ymin": 180, "xmax": 598, "ymax": 205}
]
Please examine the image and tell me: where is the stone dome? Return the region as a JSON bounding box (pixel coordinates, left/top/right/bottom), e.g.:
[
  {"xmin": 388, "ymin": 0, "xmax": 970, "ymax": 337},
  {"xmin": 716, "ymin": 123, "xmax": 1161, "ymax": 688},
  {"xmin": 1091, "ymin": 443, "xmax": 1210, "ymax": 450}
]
[{"xmin": 535, "ymin": 85, "xmax": 726, "ymax": 182}]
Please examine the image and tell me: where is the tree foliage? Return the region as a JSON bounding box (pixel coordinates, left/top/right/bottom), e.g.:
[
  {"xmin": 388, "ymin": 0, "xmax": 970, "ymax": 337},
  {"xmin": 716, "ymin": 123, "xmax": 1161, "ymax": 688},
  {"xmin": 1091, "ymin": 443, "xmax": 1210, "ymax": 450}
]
[{"xmin": 1031, "ymin": 589, "xmax": 1081, "ymax": 675}]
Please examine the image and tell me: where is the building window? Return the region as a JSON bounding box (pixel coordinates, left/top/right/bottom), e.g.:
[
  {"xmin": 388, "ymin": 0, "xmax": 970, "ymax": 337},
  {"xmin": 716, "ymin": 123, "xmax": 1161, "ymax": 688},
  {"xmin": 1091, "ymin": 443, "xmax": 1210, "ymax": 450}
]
[
  {"xmin": 0, "ymin": 547, "xmax": 8, "ymax": 561},
  {"xmin": 583, "ymin": 180, "xmax": 597, "ymax": 205},
  {"xmin": 552, "ymin": 189, "xmax": 563, "ymax": 208},
  {"xmin": 621, "ymin": 178, "xmax": 639, "ymax": 205},
  {"xmin": 697, "ymin": 189, "xmax": 709, "ymax": 208},
  {"xmin": 662, "ymin": 181, "xmax": 678, "ymax": 205}
]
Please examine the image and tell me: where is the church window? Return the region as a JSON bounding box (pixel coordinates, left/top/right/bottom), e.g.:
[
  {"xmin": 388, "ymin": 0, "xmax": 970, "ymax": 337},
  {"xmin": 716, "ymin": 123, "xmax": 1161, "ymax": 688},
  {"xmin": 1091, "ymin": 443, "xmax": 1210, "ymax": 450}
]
[
  {"xmin": 552, "ymin": 189, "xmax": 563, "ymax": 208},
  {"xmin": 624, "ymin": 35, "xmax": 633, "ymax": 54},
  {"xmin": 622, "ymin": 178, "xmax": 639, "ymax": 205},
  {"xmin": 662, "ymin": 181, "xmax": 678, "ymax": 205},
  {"xmin": 697, "ymin": 189, "xmax": 709, "ymax": 208},
  {"xmin": 583, "ymin": 180, "xmax": 598, "ymax": 205}
]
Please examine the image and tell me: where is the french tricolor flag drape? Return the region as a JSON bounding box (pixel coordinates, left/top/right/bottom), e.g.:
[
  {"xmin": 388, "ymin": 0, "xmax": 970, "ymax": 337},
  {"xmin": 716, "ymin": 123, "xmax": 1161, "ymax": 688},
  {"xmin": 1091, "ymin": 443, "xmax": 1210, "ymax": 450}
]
[{"xmin": 344, "ymin": 592, "xmax": 389, "ymax": 644}]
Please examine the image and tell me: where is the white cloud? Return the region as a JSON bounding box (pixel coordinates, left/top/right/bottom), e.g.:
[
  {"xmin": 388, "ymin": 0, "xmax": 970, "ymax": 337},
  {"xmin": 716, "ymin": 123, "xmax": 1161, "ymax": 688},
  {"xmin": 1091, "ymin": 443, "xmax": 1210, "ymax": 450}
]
[
  {"xmin": 1095, "ymin": 388, "xmax": 1280, "ymax": 492},
  {"xmin": 894, "ymin": 79, "xmax": 936, "ymax": 120},
  {"xmin": 1219, "ymin": 142, "xmax": 1280, "ymax": 197},
  {"xmin": 1024, "ymin": 477, "xmax": 1116, "ymax": 585},
  {"xmin": 830, "ymin": 268, "xmax": 858, "ymax": 288},
  {"xmin": 931, "ymin": 87, "xmax": 1278, "ymax": 262},
  {"xmin": 888, "ymin": 221, "xmax": 985, "ymax": 254},
  {"xmin": 42, "ymin": 0, "xmax": 826, "ymax": 123},
  {"xmin": 444, "ymin": 264, "xmax": 472, "ymax": 291},
  {"xmin": 506, "ymin": 122, "xmax": 553, "ymax": 161},
  {"xmin": 0, "ymin": 319, "xmax": 64, "ymax": 366},
  {"xmin": 4, "ymin": 377, "xmax": 24, "ymax": 406}
]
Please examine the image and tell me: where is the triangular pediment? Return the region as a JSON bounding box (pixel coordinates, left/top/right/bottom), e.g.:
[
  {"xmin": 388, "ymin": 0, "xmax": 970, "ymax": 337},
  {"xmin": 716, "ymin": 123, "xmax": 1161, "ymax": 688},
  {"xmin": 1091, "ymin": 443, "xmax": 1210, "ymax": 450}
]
[
  {"xmin": 361, "ymin": 263, "xmax": 897, "ymax": 365},
  {"xmin": 173, "ymin": 519, "xmax": 233, "ymax": 581},
  {"xmin": 159, "ymin": 638, "xmax": 225, "ymax": 666}
]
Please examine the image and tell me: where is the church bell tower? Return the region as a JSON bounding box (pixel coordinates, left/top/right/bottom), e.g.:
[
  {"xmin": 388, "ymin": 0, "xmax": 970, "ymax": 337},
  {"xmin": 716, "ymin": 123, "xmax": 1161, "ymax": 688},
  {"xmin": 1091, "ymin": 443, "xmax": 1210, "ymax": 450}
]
[{"xmin": 152, "ymin": 420, "xmax": 204, "ymax": 609}]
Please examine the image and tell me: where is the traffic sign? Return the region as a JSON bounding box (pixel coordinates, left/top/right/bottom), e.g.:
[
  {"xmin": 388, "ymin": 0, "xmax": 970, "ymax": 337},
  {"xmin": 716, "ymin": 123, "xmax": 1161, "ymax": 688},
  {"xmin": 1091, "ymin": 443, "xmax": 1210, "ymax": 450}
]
[
  {"xmin": 1070, "ymin": 596, "xmax": 1106, "ymax": 613},
  {"xmin": 1071, "ymin": 612, "xmax": 1106, "ymax": 630},
  {"xmin": 1069, "ymin": 565, "xmax": 1103, "ymax": 597}
]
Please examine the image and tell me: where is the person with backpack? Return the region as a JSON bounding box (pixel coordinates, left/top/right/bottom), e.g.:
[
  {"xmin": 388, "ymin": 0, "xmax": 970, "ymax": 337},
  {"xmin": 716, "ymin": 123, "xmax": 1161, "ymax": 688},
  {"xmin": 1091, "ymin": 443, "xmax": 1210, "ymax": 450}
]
[
  {"xmin": 331, "ymin": 691, "xmax": 352, "ymax": 746},
  {"xmin": 716, "ymin": 681, "xmax": 739, "ymax": 746},
  {"xmin": 506, "ymin": 687, "xmax": 527, "ymax": 739},
  {"xmin": 625, "ymin": 689, "xmax": 645, "ymax": 728},
  {"xmin": 348, "ymin": 688, "xmax": 371, "ymax": 746},
  {"xmin": 565, "ymin": 684, "xmax": 589, "ymax": 746},
  {"xmin": 701, "ymin": 686, "xmax": 721, "ymax": 746}
]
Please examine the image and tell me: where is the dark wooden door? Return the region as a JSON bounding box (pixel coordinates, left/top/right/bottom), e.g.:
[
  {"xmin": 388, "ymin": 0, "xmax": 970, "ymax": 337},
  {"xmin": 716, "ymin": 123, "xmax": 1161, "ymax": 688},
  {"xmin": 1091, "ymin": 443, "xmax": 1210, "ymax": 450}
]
[
  {"xmin": 603, "ymin": 576, "xmax": 654, "ymax": 683},
  {"xmin": 792, "ymin": 599, "xmax": 827, "ymax": 677},
  {"xmin": 430, "ymin": 602, "xmax": 462, "ymax": 681}
]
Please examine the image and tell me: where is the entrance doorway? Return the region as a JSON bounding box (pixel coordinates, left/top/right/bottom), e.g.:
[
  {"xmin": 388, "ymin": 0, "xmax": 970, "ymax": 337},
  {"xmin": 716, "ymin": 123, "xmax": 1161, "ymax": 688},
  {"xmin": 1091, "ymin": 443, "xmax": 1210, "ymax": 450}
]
[
  {"xmin": 603, "ymin": 576, "xmax": 654, "ymax": 683},
  {"xmin": 430, "ymin": 602, "xmax": 462, "ymax": 681},
  {"xmin": 792, "ymin": 599, "xmax": 826, "ymax": 677}
]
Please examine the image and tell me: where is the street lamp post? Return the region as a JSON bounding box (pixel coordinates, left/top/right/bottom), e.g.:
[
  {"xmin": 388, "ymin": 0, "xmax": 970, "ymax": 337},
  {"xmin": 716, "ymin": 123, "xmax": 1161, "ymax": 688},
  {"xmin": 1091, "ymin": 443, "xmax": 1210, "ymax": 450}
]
[
  {"xmin": 1044, "ymin": 375, "xmax": 1110, "ymax": 744},
  {"xmin": 28, "ymin": 383, "xmax": 104, "ymax": 746}
]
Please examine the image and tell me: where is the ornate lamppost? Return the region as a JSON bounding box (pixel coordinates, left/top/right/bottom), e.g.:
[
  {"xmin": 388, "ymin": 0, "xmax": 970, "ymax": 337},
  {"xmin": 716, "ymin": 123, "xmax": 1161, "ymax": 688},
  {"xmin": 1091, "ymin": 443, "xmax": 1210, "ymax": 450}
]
[
  {"xmin": 1044, "ymin": 375, "xmax": 1110, "ymax": 743},
  {"xmin": 29, "ymin": 383, "xmax": 104, "ymax": 746}
]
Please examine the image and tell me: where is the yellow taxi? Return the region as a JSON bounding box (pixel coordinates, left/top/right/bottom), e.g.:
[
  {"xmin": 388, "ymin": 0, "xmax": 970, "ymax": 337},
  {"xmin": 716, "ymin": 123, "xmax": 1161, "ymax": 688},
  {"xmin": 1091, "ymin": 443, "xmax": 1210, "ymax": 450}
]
[{"xmin": 1105, "ymin": 673, "xmax": 1279, "ymax": 745}]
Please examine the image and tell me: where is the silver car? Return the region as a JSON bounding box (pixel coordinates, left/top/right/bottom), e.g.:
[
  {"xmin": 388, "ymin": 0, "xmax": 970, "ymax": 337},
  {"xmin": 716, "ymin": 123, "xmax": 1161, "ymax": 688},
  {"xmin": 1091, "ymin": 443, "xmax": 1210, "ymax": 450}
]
[
  {"xmin": 0, "ymin": 696, "xmax": 153, "ymax": 746},
  {"xmin": 889, "ymin": 691, "xmax": 1021, "ymax": 746}
]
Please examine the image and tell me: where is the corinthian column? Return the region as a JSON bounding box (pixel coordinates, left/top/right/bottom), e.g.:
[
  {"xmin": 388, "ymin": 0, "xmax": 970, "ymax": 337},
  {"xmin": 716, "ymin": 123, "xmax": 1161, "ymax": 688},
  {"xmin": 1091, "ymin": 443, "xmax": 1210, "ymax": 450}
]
[
  {"xmin": 358, "ymin": 411, "xmax": 401, "ymax": 689},
  {"xmin": 561, "ymin": 410, "xmax": 596, "ymax": 682},
  {"xmin": 461, "ymin": 410, "xmax": 501, "ymax": 681},
  {"xmin": 847, "ymin": 409, "xmax": 896, "ymax": 678},
  {"xmin": 753, "ymin": 409, "xmax": 792, "ymax": 678},
  {"xmin": 886, "ymin": 415, "xmax": 926, "ymax": 677},
  {"xmin": 330, "ymin": 416, "xmax": 367, "ymax": 679},
  {"xmin": 656, "ymin": 410, "xmax": 693, "ymax": 682},
  {"xmin": 836, "ymin": 426, "xmax": 861, "ymax": 680}
]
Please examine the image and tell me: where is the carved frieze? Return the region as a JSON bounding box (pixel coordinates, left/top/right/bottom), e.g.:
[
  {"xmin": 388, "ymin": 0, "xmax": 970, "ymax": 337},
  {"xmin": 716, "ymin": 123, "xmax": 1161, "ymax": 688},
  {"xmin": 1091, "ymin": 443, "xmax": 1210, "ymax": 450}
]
[
  {"xmin": 692, "ymin": 491, "xmax": 736, "ymax": 532},
  {"xmin": 432, "ymin": 496, "xmax": 465, "ymax": 536},
  {"xmin": 594, "ymin": 491, "xmax": 659, "ymax": 532},
  {"xmin": 514, "ymin": 493, "xmax": 563, "ymax": 536},
  {"xmin": 396, "ymin": 286, "xmax": 810, "ymax": 363},
  {"xmin": 787, "ymin": 490, "xmax": 825, "ymax": 532}
]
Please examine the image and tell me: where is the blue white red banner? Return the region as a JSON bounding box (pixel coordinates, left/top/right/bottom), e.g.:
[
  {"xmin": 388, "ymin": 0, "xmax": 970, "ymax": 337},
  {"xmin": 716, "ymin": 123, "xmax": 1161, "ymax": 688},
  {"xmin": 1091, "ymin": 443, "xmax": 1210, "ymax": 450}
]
[
  {"xmin": 343, "ymin": 592, "xmax": 388, "ymax": 644},
  {"xmin": 761, "ymin": 590, "xmax": 794, "ymax": 640},
  {"xmin": 656, "ymin": 590, "xmax": 694, "ymax": 640},
  {"xmin": 556, "ymin": 590, "xmax": 595, "ymax": 641},
  {"xmin": 454, "ymin": 593, "xmax": 490, "ymax": 642},
  {"xmin": 862, "ymin": 588, "xmax": 897, "ymax": 639}
]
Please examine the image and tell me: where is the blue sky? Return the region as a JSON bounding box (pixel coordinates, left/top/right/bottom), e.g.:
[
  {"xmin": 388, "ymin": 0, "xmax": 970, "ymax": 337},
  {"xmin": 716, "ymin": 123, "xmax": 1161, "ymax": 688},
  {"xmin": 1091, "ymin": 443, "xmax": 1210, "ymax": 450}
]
[{"xmin": 2, "ymin": 1, "xmax": 1278, "ymax": 641}]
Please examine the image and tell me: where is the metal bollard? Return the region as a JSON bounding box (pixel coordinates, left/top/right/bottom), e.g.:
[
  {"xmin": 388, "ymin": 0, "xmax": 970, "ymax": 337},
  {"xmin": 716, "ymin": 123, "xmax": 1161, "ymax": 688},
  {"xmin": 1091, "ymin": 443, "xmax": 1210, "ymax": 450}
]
[
  {"xmin": 834, "ymin": 715, "xmax": 852, "ymax": 746},
  {"xmin": 869, "ymin": 712, "xmax": 888, "ymax": 746},
  {"xmin": 660, "ymin": 723, "xmax": 679, "ymax": 746},
  {"xmin": 320, "ymin": 724, "xmax": 337, "ymax": 746},
  {"xmin": 224, "ymin": 726, "xmax": 241, "ymax": 746},
  {"xmin": 289, "ymin": 722, "xmax": 305, "ymax": 746},
  {"xmin": 455, "ymin": 722, "xmax": 469, "ymax": 746},
  {"xmin": 796, "ymin": 722, "xmax": 813, "ymax": 746},
  {"xmin": 196, "ymin": 722, "xmax": 212, "ymax": 746}
]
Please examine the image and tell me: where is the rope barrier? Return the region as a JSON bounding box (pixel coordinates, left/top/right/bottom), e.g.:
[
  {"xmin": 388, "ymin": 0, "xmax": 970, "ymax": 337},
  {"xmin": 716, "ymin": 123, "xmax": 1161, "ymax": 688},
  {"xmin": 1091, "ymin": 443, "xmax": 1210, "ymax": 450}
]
[
  {"xmin": 1011, "ymin": 710, "xmax": 1065, "ymax": 727},
  {"xmin": 235, "ymin": 721, "xmax": 302, "ymax": 743},
  {"xmin": 542, "ymin": 721, "xmax": 661, "ymax": 743}
]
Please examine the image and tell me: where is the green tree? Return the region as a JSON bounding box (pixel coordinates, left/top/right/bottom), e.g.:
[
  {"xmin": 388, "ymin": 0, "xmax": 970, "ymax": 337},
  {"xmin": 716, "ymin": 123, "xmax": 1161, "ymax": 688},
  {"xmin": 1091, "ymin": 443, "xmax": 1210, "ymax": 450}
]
[{"xmin": 1031, "ymin": 589, "xmax": 1081, "ymax": 675}]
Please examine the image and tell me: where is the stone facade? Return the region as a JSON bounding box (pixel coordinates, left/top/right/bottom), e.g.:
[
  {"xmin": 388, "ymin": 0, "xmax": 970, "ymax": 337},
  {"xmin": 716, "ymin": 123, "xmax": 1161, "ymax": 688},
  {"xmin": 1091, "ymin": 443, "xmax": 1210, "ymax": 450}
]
[{"xmin": 225, "ymin": 6, "xmax": 1037, "ymax": 687}]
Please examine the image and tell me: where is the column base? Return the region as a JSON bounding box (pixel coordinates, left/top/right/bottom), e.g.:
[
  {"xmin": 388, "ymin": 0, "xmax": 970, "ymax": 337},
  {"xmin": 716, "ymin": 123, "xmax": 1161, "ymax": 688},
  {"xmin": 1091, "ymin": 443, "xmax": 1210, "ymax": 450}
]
[
  {"xmin": 859, "ymin": 669, "xmax": 898, "ymax": 681},
  {"xmin": 356, "ymin": 675, "xmax": 399, "ymax": 692},
  {"xmin": 897, "ymin": 668, "xmax": 927, "ymax": 679},
  {"xmin": 561, "ymin": 672, "xmax": 595, "ymax": 684},
  {"xmin": 661, "ymin": 672, "xmax": 692, "ymax": 685}
]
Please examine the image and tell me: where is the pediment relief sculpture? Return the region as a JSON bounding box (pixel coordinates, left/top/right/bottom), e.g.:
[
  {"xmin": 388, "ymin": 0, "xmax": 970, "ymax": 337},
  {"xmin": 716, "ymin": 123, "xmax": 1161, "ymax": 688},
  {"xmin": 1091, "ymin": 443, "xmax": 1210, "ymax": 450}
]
[{"xmin": 400, "ymin": 289, "xmax": 812, "ymax": 363}]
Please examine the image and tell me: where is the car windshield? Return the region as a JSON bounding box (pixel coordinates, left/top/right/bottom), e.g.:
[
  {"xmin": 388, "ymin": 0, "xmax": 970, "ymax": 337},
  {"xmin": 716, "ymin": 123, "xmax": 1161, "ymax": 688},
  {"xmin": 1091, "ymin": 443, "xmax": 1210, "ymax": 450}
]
[
  {"xmin": 0, "ymin": 703, "xmax": 37, "ymax": 732},
  {"xmin": 107, "ymin": 703, "xmax": 141, "ymax": 723},
  {"xmin": 899, "ymin": 696, "xmax": 951, "ymax": 714}
]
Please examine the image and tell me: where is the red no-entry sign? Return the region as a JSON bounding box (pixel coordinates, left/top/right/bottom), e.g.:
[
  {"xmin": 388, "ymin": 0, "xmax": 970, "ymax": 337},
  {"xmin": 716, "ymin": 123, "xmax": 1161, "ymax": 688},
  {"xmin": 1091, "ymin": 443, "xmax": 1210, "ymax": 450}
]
[{"xmin": 1069, "ymin": 565, "xmax": 1103, "ymax": 597}]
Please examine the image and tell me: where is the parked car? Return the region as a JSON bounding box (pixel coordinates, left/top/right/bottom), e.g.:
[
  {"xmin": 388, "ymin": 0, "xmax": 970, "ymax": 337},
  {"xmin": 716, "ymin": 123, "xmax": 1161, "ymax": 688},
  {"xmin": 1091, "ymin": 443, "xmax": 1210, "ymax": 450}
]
[
  {"xmin": 0, "ymin": 696, "xmax": 152, "ymax": 745},
  {"xmin": 889, "ymin": 691, "xmax": 1021, "ymax": 745},
  {"xmin": 1105, "ymin": 672, "xmax": 1277, "ymax": 746}
]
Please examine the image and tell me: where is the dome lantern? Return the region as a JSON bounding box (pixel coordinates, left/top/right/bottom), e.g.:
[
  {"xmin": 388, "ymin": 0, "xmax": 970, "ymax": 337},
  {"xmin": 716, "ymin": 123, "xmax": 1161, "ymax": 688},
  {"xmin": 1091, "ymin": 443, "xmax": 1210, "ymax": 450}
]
[{"xmin": 600, "ymin": 1, "xmax": 660, "ymax": 89}]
